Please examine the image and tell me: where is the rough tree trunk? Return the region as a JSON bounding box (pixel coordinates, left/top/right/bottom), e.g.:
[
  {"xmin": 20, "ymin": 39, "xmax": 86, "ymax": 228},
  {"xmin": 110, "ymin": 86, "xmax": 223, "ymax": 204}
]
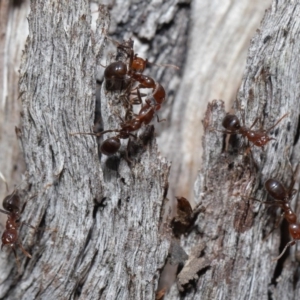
[
  {"xmin": 2, "ymin": 0, "xmax": 299, "ymax": 299},
  {"xmin": 166, "ymin": 0, "xmax": 300, "ymax": 299},
  {"xmin": 0, "ymin": 0, "xmax": 29, "ymax": 210}
]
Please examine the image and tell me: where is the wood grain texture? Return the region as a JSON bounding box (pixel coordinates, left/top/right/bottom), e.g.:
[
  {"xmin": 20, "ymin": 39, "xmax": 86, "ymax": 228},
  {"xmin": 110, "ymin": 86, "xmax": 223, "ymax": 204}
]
[
  {"xmin": 0, "ymin": 1, "xmax": 170, "ymax": 299},
  {"xmin": 0, "ymin": 0, "xmax": 29, "ymax": 206},
  {"xmin": 160, "ymin": 0, "xmax": 272, "ymax": 202},
  {"xmin": 2, "ymin": 0, "xmax": 297, "ymax": 299},
  {"xmin": 166, "ymin": 1, "xmax": 300, "ymax": 299}
]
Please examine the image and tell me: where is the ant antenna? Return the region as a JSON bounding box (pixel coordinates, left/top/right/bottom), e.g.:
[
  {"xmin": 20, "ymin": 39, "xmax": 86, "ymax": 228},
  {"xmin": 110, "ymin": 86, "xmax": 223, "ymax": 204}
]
[
  {"xmin": 70, "ymin": 129, "xmax": 116, "ymax": 137},
  {"xmin": 146, "ymin": 61, "xmax": 179, "ymax": 70},
  {"xmin": 265, "ymin": 113, "xmax": 289, "ymax": 132}
]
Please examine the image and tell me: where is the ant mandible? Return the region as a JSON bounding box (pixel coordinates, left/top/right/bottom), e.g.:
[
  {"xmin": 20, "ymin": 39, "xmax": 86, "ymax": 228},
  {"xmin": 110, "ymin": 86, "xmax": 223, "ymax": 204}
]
[
  {"xmin": 222, "ymin": 113, "xmax": 288, "ymax": 148},
  {"xmin": 263, "ymin": 178, "xmax": 300, "ymax": 260}
]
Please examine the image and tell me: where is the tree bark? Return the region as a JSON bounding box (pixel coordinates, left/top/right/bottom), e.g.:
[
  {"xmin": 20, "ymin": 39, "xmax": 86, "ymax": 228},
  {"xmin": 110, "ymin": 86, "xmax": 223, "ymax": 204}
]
[
  {"xmin": 3, "ymin": 0, "xmax": 299, "ymax": 299},
  {"xmin": 0, "ymin": 1, "xmax": 169, "ymax": 299},
  {"xmin": 0, "ymin": 0, "xmax": 29, "ymax": 211},
  {"xmin": 166, "ymin": 1, "xmax": 300, "ymax": 299}
]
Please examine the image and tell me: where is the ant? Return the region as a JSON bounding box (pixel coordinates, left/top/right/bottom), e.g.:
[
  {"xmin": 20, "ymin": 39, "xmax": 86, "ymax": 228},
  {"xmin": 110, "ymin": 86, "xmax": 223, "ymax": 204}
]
[
  {"xmin": 103, "ymin": 38, "xmax": 172, "ymax": 111},
  {"xmin": 263, "ymin": 178, "xmax": 300, "ymax": 260},
  {"xmin": 0, "ymin": 186, "xmax": 33, "ymax": 269},
  {"xmin": 71, "ymin": 99, "xmax": 157, "ymax": 155},
  {"xmin": 103, "ymin": 39, "xmax": 148, "ymax": 92},
  {"xmin": 221, "ymin": 112, "xmax": 288, "ymax": 148}
]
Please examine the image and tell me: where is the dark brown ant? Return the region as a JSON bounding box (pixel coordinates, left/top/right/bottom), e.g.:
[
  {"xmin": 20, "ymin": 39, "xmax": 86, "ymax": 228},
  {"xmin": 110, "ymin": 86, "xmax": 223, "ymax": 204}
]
[
  {"xmin": 103, "ymin": 38, "xmax": 171, "ymax": 110},
  {"xmin": 103, "ymin": 39, "xmax": 148, "ymax": 91},
  {"xmin": 87, "ymin": 39, "xmax": 170, "ymax": 155},
  {"xmin": 130, "ymin": 73, "xmax": 166, "ymax": 111},
  {"xmin": 103, "ymin": 58, "xmax": 166, "ymax": 111},
  {"xmin": 0, "ymin": 188, "xmax": 32, "ymax": 268},
  {"xmin": 71, "ymin": 99, "xmax": 157, "ymax": 156},
  {"xmin": 222, "ymin": 113, "xmax": 288, "ymax": 148},
  {"xmin": 263, "ymin": 178, "xmax": 300, "ymax": 260}
]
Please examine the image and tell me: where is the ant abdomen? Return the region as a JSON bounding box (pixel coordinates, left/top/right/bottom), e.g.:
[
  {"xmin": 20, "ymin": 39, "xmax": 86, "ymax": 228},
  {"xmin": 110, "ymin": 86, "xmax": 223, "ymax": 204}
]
[
  {"xmin": 265, "ymin": 179, "xmax": 286, "ymax": 200},
  {"xmin": 222, "ymin": 115, "xmax": 241, "ymax": 132},
  {"xmin": 2, "ymin": 229, "xmax": 17, "ymax": 246},
  {"xmin": 104, "ymin": 61, "xmax": 128, "ymax": 91},
  {"xmin": 104, "ymin": 61, "xmax": 127, "ymax": 80},
  {"xmin": 100, "ymin": 137, "xmax": 121, "ymax": 156}
]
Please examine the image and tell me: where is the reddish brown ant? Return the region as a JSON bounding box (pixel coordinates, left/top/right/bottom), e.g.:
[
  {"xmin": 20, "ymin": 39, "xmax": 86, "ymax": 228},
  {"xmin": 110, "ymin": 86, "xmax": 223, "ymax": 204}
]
[
  {"xmin": 104, "ymin": 60, "xmax": 166, "ymax": 110},
  {"xmin": 103, "ymin": 39, "xmax": 148, "ymax": 91},
  {"xmin": 245, "ymin": 173, "xmax": 299, "ymax": 261},
  {"xmin": 71, "ymin": 99, "xmax": 157, "ymax": 155},
  {"xmin": 221, "ymin": 113, "xmax": 288, "ymax": 148},
  {"xmin": 263, "ymin": 178, "xmax": 300, "ymax": 260},
  {"xmin": 103, "ymin": 38, "xmax": 172, "ymax": 110},
  {"xmin": 0, "ymin": 184, "xmax": 33, "ymax": 269}
]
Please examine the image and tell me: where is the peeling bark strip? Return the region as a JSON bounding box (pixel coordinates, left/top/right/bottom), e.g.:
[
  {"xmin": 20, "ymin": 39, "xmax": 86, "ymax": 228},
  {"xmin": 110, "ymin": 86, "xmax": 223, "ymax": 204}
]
[
  {"xmin": 166, "ymin": 1, "xmax": 300, "ymax": 299},
  {"xmin": 0, "ymin": 1, "xmax": 170, "ymax": 299}
]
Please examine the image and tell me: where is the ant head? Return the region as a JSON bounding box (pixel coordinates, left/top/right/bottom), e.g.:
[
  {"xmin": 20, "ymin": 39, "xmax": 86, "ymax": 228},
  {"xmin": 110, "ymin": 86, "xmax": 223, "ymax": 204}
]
[
  {"xmin": 104, "ymin": 61, "xmax": 127, "ymax": 80},
  {"xmin": 100, "ymin": 137, "xmax": 121, "ymax": 156},
  {"xmin": 222, "ymin": 115, "xmax": 241, "ymax": 131},
  {"xmin": 265, "ymin": 178, "xmax": 287, "ymax": 200},
  {"xmin": 131, "ymin": 55, "xmax": 147, "ymax": 73},
  {"xmin": 3, "ymin": 192, "xmax": 20, "ymax": 213}
]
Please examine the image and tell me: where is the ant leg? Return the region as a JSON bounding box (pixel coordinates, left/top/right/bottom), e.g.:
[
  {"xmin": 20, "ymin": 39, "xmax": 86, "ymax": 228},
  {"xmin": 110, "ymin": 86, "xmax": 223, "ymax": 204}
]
[
  {"xmin": 128, "ymin": 133, "xmax": 137, "ymax": 139},
  {"xmin": 265, "ymin": 113, "xmax": 288, "ymax": 133},
  {"xmin": 272, "ymin": 240, "xmax": 295, "ymax": 261},
  {"xmin": 20, "ymin": 222, "xmax": 57, "ymax": 235},
  {"xmin": 19, "ymin": 221, "xmax": 36, "ymax": 230},
  {"xmin": 239, "ymin": 195, "xmax": 283, "ymax": 206},
  {"xmin": 262, "ymin": 212, "xmax": 284, "ymax": 242},
  {"xmin": 0, "ymin": 209, "xmax": 10, "ymax": 216},
  {"xmin": 130, "ymin": 89, "xmax": 143, "ymax": 105},
  {"xmin": 12, "ymin": 246, "xmax": 21, "ymax": 271},
  {"xmin": 208, "ymin": 128, "xmax": 233, "ymax": 135},
  {"xmin": 155, "ymin": 114, "xmax": 166, "ymax": 123},
  {"xmin": 17, "ymin": 241, "xmax": 32, "ymax": 258},
  {"xmin": 287, "ymin": 162, "xmax": 300, "ymax": 197},
  {"xmin": 20, "ymin": 194, "xmax": 38, "ymax": 214},
  {"xmin": 243, "ymin": 144, "xmax": 252, "ymax": 156},
  {"xmin": 70, "ymin": 129, "xmax": 117, "ymax": 137},
  {"xmin": 249, "ymin": 118, "xmax": 259, "ymax": 129},
  {"xmin": 124, "ymin": 139, "xmax": 134, "ymax": 165},
  {"xmin": 116, "ymin": 39, "xmax": 134, "ymax": 61}
]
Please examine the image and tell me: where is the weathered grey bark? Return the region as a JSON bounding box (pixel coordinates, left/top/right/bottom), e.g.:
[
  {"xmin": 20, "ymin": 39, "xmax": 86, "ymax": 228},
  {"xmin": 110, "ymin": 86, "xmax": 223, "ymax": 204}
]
[
  {"xmin": 0, "ymin": 0, "xmax": 29, "ymax": 205},
  {"xmin": 0, "ymin": 1, "xmax": 169, "ymax": 299},
  {"xmin": 160, "ymin": 0, "xmax": 273, "ymax": 202},
  {"xmin": 166, "ymin": 1, "xmax": 300, "ymax": 299},
  {"xmin": 2, "ymin": 0, "xmax": 298, "ymax": 299}
]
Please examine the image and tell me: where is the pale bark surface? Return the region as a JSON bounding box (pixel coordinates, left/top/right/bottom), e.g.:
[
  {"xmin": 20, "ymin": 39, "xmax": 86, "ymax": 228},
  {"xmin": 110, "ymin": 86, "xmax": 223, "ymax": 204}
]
[
  {"xmin": 0, "ymin": 0, "xmax": 29, "ymax": 204},
  {"xmin": 1, "ymin": 0, "xmax": 298, "ymax": 300},
  {"xmin": 166, "ymin": 1, "xmax": 300, "ymax": 299},
  {"xmin": 161, "ymin": 0, "xmax": 272, "ymax": 202},
  {"xmin": 0, "ymin": 1, "xmax": 169, "ymax": 299}
]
